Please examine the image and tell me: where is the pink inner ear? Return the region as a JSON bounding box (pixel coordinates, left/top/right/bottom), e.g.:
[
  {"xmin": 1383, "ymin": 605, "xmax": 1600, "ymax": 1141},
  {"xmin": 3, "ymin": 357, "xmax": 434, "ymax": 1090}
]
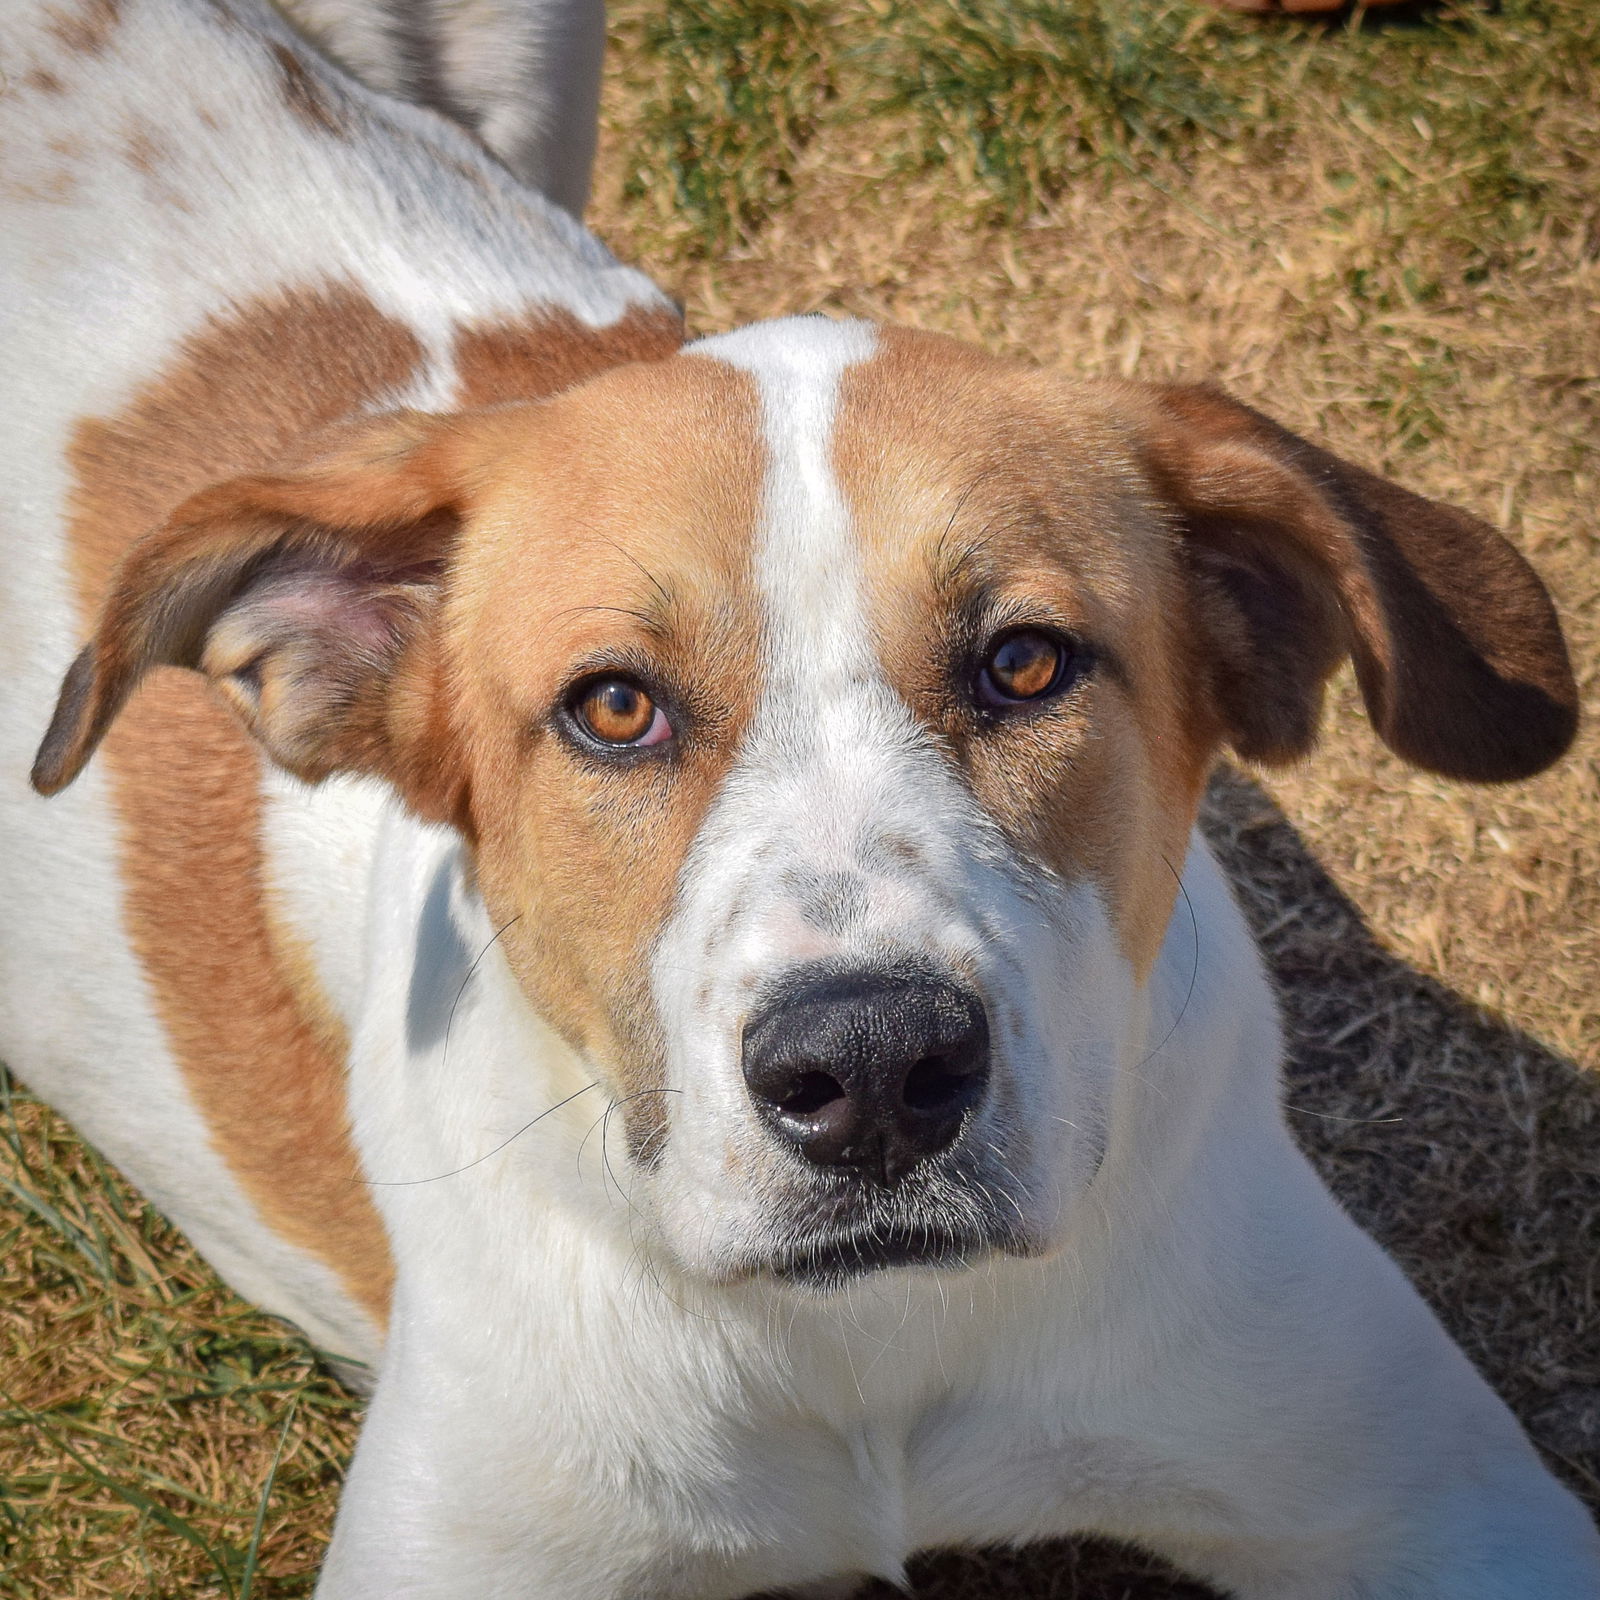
[
  {"xmin": 199, "ymin": 558, "xmax": 437, "ymax": 701},
  {"xmin": 237, "ymin": 564, "xmax": 422, "ymax": 657},
  {"xmin": 197, "ymin": 556, "xmax": 442, "ymax": 781}
]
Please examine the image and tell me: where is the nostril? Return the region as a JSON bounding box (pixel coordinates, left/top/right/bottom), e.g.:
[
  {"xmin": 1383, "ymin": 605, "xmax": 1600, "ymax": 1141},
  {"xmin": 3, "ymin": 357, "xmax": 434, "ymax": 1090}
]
[
  {"xmin": 902, "ymin": 1051, "xmax": 982, "ymax": 1114},
  {"xmin": 777, "ymin": 1070, "xmax": 846, "ymax": 1117}
]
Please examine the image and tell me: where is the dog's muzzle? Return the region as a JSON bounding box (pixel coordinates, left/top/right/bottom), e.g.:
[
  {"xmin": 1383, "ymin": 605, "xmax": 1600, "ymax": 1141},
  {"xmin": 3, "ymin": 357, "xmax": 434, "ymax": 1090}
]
[{"xmin": 741, "ymin": 967, "xmax": 991, "ymax": 1187}]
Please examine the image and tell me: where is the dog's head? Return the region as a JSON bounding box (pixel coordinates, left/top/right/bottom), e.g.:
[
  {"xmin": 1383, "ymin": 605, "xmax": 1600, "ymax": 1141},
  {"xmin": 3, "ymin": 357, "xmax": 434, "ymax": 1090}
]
[{"xmin": 35, "ymin": 318, "xmax": 1576, "ymax": 1283}]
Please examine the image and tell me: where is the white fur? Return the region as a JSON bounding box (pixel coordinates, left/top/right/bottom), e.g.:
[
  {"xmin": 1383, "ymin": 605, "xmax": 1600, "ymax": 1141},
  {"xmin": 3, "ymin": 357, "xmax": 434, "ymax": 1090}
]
[
  {"xmin": 2, "ymin": 5, "xmax": 1596, "ymax": 1597},
  {"xmin": 324, "ymin": 827, "xmax": 1600, "ymax": 1600}
]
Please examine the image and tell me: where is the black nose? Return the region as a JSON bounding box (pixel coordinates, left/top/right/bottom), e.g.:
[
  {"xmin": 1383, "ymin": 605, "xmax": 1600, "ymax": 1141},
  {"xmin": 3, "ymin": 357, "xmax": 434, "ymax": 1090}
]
[{"xmin": 742, "ymin": 969, "xmax": 991, "ymax": 1185}]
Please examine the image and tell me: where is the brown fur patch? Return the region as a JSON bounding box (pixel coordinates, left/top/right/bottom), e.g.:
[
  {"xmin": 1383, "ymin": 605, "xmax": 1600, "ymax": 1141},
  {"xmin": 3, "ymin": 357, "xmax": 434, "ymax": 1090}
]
[
  {"xmin": 25, "ymin": 68, "xmax": 67, "ymax": 95},
  {"xmin": 45, "ymin": 0, "xmax": 119, "ymax": 56},
  {"xmin": 834, "ymin": 328, "xmax": 1220, "ymax": 977},
  {"xmin": 2, "ymin": 163, "xmax": 79, "ymax": 204},
  {"xmin": 62, "ymin": 286, "xmax": 425, "ymax": 1324},
  {"xmin": 124, "ymin": 123, "xmax": 163, "ymax": 175},
  {"xmin": 121, "ymin": 121, "xmax": 188, "ymax": 212},
  {"xmin": 441, "ymin": 356, "xmax": 761, "ymax": 1148},
  {"xmin": 269, "ymin": 42, "xmax": 344, "ymax": 140},
  {"xmin": 451, "ymin": 305, "xmax": 685, "ymax": 408}
]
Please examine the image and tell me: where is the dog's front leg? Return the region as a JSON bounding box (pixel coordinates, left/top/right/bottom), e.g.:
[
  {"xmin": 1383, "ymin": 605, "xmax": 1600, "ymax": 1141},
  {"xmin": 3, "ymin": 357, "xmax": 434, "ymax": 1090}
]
[
  {"xmin": 315, "ymin": 1350, "xmax": 669, "ymax": 1600},
  {"xmin": 313, "ymin": 1354, "xmax": 507, "ymax": 1600},
  {"xmin": 315, "ymin": 1402, "xmax": 591, "ymax": 1597},
  {"xmin": 313, "ymin": 1323, "xmax": 858, "ymax": 1600},
  {"xmin": 1094, "ymin": 1148, "xmax": 1600, "ymax": 1600}
]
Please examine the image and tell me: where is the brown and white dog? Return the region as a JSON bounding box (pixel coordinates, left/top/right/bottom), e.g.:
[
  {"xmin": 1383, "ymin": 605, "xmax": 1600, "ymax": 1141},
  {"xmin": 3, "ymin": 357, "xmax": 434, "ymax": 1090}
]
[{"xmin": 3, "ymin": 2, "xmax": 1597, "ymax": 1596}]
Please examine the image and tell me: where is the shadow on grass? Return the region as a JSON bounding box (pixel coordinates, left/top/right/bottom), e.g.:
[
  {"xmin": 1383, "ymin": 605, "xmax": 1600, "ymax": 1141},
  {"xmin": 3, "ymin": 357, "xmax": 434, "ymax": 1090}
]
[{"xmin": 870, "ymin": 765, "xmax": 1600, "ymax": 1598}]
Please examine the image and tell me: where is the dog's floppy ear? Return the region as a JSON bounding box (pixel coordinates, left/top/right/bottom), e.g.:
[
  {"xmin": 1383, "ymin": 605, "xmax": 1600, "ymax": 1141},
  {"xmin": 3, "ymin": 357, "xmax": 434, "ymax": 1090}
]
[
  {"xmin": 32, "ymin": 410, "xmax": 471, "ymax": 825},
  {"xmin": 1121, "ymin": 383, "xmax": 1577, "ymax": 782}
]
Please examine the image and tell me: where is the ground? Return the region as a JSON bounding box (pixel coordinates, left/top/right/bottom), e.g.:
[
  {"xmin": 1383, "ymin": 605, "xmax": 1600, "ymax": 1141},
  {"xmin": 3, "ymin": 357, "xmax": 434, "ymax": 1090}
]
[{"xmin": 3, "ymin": 1, "xmax": 1598, "ymax": 1595}]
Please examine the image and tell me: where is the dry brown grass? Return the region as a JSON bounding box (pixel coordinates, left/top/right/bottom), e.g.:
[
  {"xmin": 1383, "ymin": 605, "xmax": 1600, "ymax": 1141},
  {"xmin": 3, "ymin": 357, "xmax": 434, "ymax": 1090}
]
[
  {"xmin": 1, "ymin": 1081, "xmax": 361, "ymax": 1597},
  {"xmin": 5, "ymin": 2, "xmax": 1599, "ymax": 1595}
]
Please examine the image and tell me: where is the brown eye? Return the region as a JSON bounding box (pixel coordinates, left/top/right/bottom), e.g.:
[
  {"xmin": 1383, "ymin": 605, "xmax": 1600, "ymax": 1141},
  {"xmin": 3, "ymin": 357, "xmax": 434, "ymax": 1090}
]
[
  {"xmin": 571, "ymin": 677, "xmax": 673, "ymax": 748},
  {"xmin": 976, "ymin": 628, "xmax": 1074, "ymax": 707}
]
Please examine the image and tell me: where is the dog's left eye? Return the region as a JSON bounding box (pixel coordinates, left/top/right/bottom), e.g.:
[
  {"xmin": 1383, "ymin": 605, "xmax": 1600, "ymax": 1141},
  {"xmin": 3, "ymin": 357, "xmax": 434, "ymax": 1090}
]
[
  {"xmin": 570, "ymin": 676, "xmax": 674, "ymax": 748},
  {"xmin": 975, "ymin": 628, "xmax": 1079, "ymax": 708}
]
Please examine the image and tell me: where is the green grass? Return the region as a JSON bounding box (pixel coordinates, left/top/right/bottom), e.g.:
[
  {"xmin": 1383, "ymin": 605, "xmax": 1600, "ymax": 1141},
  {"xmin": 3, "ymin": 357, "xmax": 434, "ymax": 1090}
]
[
  {"xmin": 620, "ymin": 0, "xmax": 834, "ymax": 246},
  {"xmin": 0, "ymin": 1066, "xmax": 359, "ymax": 1598},
  {"xmin": 611, "ymin": 0, "xmax": 1599, "ymax": 259},
  {"xmin": 867, "ymin": 0, "xmax": 1237, "ymax": 212}
]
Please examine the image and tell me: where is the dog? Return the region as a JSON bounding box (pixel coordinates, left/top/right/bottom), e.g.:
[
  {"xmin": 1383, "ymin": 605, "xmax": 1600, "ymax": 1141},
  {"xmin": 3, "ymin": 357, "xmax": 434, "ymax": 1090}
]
[{"xmin": 3, "ymin": 2, "xmax": 1598, "ymax": 1596}]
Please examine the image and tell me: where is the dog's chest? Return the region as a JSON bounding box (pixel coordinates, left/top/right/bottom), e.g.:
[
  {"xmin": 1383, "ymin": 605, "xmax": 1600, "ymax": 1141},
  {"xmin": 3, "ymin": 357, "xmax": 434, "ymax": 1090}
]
[
  {"xmin": 608, "ymin": 1310, "xmax": 1180, "ymax": 1594},
  {"xmin": 612, "ymin": 1378, "xmax": 1176, "ymax": 1597}
]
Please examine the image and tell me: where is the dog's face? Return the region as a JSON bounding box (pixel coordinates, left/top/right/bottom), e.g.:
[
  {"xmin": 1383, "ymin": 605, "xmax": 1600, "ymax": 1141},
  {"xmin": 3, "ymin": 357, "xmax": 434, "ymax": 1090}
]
[
  {"xmin": 36, "ymin": 318, "xmax": 1576, "ymax": 1284},
  {"xmin": 435, "ymin": 322, "xmax": 1215, "ymax": 1281}
]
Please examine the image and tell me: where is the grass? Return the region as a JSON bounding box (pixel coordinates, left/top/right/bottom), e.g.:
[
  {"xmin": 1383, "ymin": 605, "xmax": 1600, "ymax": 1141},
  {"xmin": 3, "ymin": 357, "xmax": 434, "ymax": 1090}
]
[
  {"xmin": 0, "ymin": 1071, "xmax": 360, "ymax": 1597},
  {"xmin": 5, "ymin": 0, "xmax": 1600, "ymax": 1595},
  {"xmin": 619, "ymin": 0, "xmax": 833, "ymax": 245},
  {"xmin": 866, "ymin": 0, "xmax": 1238, "ymax": 213}
]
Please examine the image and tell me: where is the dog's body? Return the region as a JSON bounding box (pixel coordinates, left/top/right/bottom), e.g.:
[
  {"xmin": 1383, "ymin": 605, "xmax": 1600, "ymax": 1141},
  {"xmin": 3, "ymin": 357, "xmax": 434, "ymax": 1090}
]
[
  {"xmin": 3, "ymin": 3, "xmax": 1598, "ymax": 1597},
  {"xmin": 0, "ymin": 0, "xmax": 674, "ymax": 1362}
]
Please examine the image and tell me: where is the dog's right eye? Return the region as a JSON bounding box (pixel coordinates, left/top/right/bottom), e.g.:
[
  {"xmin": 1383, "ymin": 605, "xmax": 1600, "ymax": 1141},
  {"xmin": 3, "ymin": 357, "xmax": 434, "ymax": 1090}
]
[
  {"xmin": 974, "ymin": 628, "xmax": 1082, "ymax": 709},
  {"xmin": 569, "ymin": 676, "xmax": 673, "ymax": 748}
]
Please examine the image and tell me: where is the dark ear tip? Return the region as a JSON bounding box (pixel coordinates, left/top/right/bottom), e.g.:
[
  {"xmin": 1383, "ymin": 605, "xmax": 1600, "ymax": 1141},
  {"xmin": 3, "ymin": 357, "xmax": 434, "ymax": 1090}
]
[
  {"xmin": 1389, "ymin": 689, "xmax": 1579, "ymax": 784},
  {"xmin": 29, "ymin": 757, "xmax": 67, "ymax": 797},
  {"xmin": 30, "ymin": 643, "xmax": 99, "ymax": 797},
  {"xmin": 31, "ymin": 721, "xmax": 85, "ymax": 797},
  {"xmin": 1515, "ymin": 695, "xmax": 1580, "ymax": 780}
]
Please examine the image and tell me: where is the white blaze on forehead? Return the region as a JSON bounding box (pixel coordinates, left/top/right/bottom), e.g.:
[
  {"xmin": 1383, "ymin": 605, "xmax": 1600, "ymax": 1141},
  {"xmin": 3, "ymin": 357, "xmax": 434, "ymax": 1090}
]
[
  {"xmin": 687, "ymin": 317, "xmax": 880, "ymax": 690},
  {"xmin": 673, "ymin": 316, "xmax": 1013, "ymax": 989},
  {"xmin": 680, "ymin": 315, "xmax": 962, "ymax": 901}
]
